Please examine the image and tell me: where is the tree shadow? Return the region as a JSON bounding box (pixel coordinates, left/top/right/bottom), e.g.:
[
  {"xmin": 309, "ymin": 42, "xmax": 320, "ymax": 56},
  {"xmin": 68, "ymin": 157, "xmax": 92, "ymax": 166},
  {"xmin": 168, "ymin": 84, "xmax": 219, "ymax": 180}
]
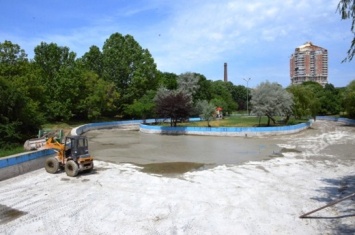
[
  {"xmin": 306, "ymin": 174, "xmax": 355, "ymax": 233},
  {"xmin": 339, "ymin": 123, "xmax": 355, "ymax": 128}
]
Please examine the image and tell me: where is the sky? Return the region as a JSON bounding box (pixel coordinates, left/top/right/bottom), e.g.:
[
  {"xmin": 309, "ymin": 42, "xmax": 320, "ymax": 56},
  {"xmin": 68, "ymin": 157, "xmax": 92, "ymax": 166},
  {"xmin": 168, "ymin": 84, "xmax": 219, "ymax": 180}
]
[{"xmin": 0, "ymin": 0, "xmax": 354, "ymax": 88}]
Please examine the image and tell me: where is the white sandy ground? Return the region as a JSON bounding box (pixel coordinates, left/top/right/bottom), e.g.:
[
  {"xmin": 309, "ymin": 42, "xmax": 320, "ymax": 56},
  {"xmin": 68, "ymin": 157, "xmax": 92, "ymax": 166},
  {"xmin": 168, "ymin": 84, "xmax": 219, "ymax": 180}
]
[{"xmin": 0, "ymin": 121, "xmax": 354, "ymax": 235}]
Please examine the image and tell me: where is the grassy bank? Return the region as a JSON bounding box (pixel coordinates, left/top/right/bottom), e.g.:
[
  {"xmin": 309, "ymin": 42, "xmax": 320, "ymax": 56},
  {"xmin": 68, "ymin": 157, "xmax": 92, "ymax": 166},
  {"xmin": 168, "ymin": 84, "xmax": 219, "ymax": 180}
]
[
  {"xmin": 0, "ymin": 122, "xmax": 84, "ymax": 158},
  {"xmin": 0, "ymin": 145, "xmax": 24, "ymax": 158},
  {"xmin": 170, "ymin": 116, "xmax": 308, "ymax": 127}
]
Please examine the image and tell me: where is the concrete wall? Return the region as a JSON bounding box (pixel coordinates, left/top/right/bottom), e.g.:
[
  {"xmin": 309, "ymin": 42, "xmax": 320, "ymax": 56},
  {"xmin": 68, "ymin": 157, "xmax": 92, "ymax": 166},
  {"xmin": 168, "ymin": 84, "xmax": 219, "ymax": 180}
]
[
  {"xmin": 0, "ymin": 149, "xmax": 55, "ymax": 181},
  {"xmin": 70, "ymin": 118, "xmax": 188, "ymax": 136},
  {"xmin": 316, "ymin": 116, "xmax": 355, "ymax": 125},
  {"xmin": 139, "ymin": 121, "xmax": 314, "ymax": 137}
]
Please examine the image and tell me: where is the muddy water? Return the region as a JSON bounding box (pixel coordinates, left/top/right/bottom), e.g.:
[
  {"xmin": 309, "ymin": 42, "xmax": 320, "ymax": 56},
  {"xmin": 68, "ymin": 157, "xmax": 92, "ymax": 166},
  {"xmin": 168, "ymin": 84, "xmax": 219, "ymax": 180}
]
[{"xmin": 85, "ymin": 129, "xmax": 286, "ymax": 165}]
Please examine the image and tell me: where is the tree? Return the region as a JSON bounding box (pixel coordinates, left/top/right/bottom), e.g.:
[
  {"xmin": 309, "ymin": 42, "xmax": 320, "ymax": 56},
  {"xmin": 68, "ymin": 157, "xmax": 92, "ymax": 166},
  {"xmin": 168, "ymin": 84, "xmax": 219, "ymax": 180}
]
[
  {"xmin": 251, "ymin": 81, "xmax": 293, "ymax": 126},
  {"xmin": 154, "ymin": 87, "xmax": 193, "ymax": 127},
  {"xmin": 209, "ymin": 80, "xmax": 237, "ymax": 115},
  {"xmin": 75, "ymin": 71, "xmax": 119, "ymax": 120},
  {"xmin": 287, "ymin": 85, "xmax": 320, "ymax": 119},
  {"xmin": 0, "ymin": 41, "xmax": 44, "ymax": 147},
  {"xmin": 343, "ymin": 80, "xmax": 355, "ymax": 117},
  {"xmin": 230, "ymin": 85, "xmax": 248, "ymax": 110},
  {"xmin": 0, "ymin": 40, "xmax": 28, "ymax": 78},
  {"xmin": 337, "ymin": 0, "xmax": 355, "ymax": 61},
  {"xmin": 318, "ymin": 83, "xmax": 342, "ymax": 115},
  {"xmin": 157, "ymin": 71, "xmax": 178, "ymax": 90},
  {"xmin": 195, "ymin": 100, "xmax": 215, "ymax": 127},
  {"xmin": 300, "ymin": 81, "xmax": 340, "ymax": 116},
  {"xmin": 81, "ymin": 45, "xmax": 103, "ymax": 77},
  {"xmin": 177, "ymin": 72, "xmax": 200, "ymax": 96},
  {"xmin": 102, "ymin": 33, "xmax": 158, "ymax": 113},
  {"xmin": 194, "ymin": 74, "xmax": 212, "ymax": 101},
  {"xmin": 125, "ymin": 90, "xmax": 156, "ymax": 121},
  {"xmin": 34, "ymin": 42, "xmax": 78, "ymax": 121},
  {"xmin": 0, "ymin": 77, "xmax": 44, "ymax": 148}
]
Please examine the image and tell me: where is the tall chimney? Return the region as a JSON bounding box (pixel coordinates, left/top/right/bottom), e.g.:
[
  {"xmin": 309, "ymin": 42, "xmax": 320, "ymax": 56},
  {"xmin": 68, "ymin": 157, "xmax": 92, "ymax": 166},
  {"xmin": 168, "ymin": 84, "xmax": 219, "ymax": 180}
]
[{"xmin": 224, "ymin": 62, "xmax": 228, "ymax": 82}]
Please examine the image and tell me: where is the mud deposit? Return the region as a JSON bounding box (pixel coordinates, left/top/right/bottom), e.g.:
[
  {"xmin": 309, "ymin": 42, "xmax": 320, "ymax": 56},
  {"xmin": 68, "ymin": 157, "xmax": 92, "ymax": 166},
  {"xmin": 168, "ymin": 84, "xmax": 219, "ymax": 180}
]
[
  {"xmin": 0, "ymin": 204, "xmax": 27, "ymax": 225},
  {"xmin": 137, "ymin": 162, "xmax": 206, "ymax": 175},
  {"xmin": 85, "ymin": 129, "xmax": 285, "ymax": 165}
]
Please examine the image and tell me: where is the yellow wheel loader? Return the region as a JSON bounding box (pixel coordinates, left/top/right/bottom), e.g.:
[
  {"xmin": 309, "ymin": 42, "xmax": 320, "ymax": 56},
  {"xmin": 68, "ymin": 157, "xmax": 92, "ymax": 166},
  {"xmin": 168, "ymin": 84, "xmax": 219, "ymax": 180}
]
[{"xmin": 42, "ymin": 136, "xmax": 94, "ymax": 177}]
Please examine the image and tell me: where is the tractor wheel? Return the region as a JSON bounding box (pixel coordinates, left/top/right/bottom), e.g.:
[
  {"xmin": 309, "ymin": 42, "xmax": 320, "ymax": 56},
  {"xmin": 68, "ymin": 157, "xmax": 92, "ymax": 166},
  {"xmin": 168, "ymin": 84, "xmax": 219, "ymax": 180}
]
[
  {"xmin": 45, "ymin": 157, "xmax": 60, "ymax": 174},
  {"xmin": 65, "ymin": 160, "xmax": 79, "ymax": 177}
]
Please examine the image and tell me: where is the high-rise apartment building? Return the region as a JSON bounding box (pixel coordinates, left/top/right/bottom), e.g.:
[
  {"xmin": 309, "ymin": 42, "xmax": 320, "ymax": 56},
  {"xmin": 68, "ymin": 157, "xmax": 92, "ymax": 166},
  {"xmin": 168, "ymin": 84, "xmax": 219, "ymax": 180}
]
[{"xmin": 290, "ymin": 42, "xmax": 328, "ymax": 86}]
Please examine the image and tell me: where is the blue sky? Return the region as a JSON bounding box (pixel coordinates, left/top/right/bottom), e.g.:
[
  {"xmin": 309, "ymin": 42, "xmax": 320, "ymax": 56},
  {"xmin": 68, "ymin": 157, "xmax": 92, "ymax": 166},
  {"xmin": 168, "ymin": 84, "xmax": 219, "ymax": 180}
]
[{"xmin": 1, "ymin": 0, "xmax": 354, "ymax": 88}]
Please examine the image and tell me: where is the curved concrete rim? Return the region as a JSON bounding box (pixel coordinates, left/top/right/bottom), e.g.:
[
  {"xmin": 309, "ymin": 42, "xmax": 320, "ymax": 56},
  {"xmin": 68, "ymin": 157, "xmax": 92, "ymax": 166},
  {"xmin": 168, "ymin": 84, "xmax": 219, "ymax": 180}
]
[{"xmin": 71, "ymin": 118, "xmax": 317, "ymax": 137}]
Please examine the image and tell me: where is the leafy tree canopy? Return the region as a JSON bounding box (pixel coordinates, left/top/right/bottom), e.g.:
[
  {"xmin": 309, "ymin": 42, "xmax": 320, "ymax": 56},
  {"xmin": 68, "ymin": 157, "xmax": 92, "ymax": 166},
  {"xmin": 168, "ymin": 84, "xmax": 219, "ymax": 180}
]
[
  {"xmin": 287, "ymin": 85, "xmax": 320, "ymax": 119},
  {"xmin": 154, "ymin": 87, "xmax": 193, "ymax": 127},
  {"xmin": 102, "ymin": 33, "xmax": 158, "ymax": 112},
  {"xmin": 209, "ymin": 80, "xmax": 238, "ymax": 114},
  {"xmin": 343, "ymin": 80, "xmax": 355, "ymax": 117},
  {"xmin": 337, "ymin": 0, "xmax": 355, "ymax": 61}
]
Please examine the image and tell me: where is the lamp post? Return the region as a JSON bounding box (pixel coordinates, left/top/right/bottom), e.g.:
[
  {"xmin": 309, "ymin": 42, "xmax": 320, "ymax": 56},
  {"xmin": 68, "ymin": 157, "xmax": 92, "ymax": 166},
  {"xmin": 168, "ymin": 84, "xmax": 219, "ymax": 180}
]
[{"xmin": 243, "ymin": 78, "xmax": 251, "ymax": 115}]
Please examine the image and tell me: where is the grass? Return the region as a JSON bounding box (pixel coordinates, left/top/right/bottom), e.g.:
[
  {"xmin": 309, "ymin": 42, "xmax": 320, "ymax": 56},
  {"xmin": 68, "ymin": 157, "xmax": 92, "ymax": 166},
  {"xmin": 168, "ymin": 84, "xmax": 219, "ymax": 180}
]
[
  {"xmin": 0, "ymin": 145, "xmax": 25, "ymax": 158},
  {"xmin": 164, "ymin": 116, "xmax": 308, "ymax": 127},
  {"xmin": 0, "ymin": 122, "xmax": 86, "ymax": 159}
]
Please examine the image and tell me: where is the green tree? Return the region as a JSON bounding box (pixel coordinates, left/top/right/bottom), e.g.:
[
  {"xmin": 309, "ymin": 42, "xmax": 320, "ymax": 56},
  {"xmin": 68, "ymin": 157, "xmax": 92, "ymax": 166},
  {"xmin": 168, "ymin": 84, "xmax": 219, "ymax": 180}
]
[
  {"xmin": 102, "ymin": 33, "xmax": 158, "ymax": 113},
  {"xmin": 251, "ymin": 81, "xmax": 293, "ymax": 126},
  {"xmin": 0, "ymin": 77, "xmax": 44, "ymax": 148},
  {"xmin": 194, "ymin": 74, "xmax": 212, "ymax": 101},
  {"xmin": 125, "ymin": 90, "xmax": 156, "ymax": 121},
  {"xmin": 0, "ymin": 40, "xmax": 28, "ymax": 78},
  {"xmin": 343, "ymin": 80, "xmax": 355, "ymax": 117},
  {"xmin": 287, "ymin": 85, "xmax": 320, "ymax": 119},
  {"xmin": 209, "ymin": 80, "xmax": 237, "ymax": 115},
  {"xmin": 337, "ymin": 0, "xmax": 355, "ymax": 61},
  {"xmin": 0, "ymin": 41, "xmax": 44, "ymax": 147},
  {"xmin": 318, "ymin": 83, "xmax": 341, "ymax": 115},
  {"xmin": 75, "ymin": 71, "xmax": 119, "ymax": 120},
  {"xmin": 81, "ymin": 45, "xmax": 103, "ymax": 77},
  {"xmin": 301, "ymin": 81, "xmax": 341, "ymax": 116},
  {"xmin": 157, "ymin": 71, "xmax": 178, "ymax": 90},
  {"xmin": 34, "ymin": 42, "xmax": 78, "ymax": 121}
]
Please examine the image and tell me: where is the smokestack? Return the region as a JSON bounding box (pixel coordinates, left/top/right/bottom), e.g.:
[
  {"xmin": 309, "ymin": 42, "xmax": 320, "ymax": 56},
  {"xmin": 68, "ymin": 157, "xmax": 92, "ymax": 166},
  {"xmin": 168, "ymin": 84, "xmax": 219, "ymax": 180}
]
[{"xmin": 224, "ymin": 62, "xmax": 228, "ymax": 82}]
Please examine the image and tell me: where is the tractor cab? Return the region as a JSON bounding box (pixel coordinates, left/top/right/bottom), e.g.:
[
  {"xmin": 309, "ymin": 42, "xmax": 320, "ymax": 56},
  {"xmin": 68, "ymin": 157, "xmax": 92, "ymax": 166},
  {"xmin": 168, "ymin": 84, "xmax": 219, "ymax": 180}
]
[{"xmin": 64, "ymin": 136, "xmax": 90, "ymax": 161}]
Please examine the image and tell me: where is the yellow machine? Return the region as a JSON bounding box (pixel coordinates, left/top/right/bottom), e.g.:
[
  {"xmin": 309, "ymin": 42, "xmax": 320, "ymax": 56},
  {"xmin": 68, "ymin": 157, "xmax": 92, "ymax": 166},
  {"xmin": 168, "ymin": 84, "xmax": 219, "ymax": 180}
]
[{"xmin": 43, "ymin": 136, "xmax": 94, "ymax": 177}]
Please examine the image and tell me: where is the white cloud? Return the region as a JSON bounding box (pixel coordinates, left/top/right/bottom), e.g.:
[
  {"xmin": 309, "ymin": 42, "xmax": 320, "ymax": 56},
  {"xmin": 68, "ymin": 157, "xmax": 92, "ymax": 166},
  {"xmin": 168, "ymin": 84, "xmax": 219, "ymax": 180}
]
[{"xmin": 1, "ymin": 0, "xmax": 352, "ymax": 86}]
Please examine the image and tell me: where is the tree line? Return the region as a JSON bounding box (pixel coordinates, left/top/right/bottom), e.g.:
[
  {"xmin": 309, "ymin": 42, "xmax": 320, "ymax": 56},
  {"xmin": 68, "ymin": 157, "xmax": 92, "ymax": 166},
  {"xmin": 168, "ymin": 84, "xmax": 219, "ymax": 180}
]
[
  {"xmin": 0, "ymin": 32, "xmax": 354, "ymax": 148},
  {"xmin": 0, "ymin": 34, "xmax": 246, "ymax": 148}
]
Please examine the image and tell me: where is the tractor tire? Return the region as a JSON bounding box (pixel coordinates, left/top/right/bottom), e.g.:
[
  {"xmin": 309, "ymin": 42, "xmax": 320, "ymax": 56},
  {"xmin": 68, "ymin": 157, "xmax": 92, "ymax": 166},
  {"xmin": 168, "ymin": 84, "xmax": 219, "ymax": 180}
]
[
  {"xmin": 65, "ymin": 160, "xmax": 79, "ymax": 177},
  {"xmin": 45, "ymin": 157, "xmax": 59, "ymax": 174}
]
